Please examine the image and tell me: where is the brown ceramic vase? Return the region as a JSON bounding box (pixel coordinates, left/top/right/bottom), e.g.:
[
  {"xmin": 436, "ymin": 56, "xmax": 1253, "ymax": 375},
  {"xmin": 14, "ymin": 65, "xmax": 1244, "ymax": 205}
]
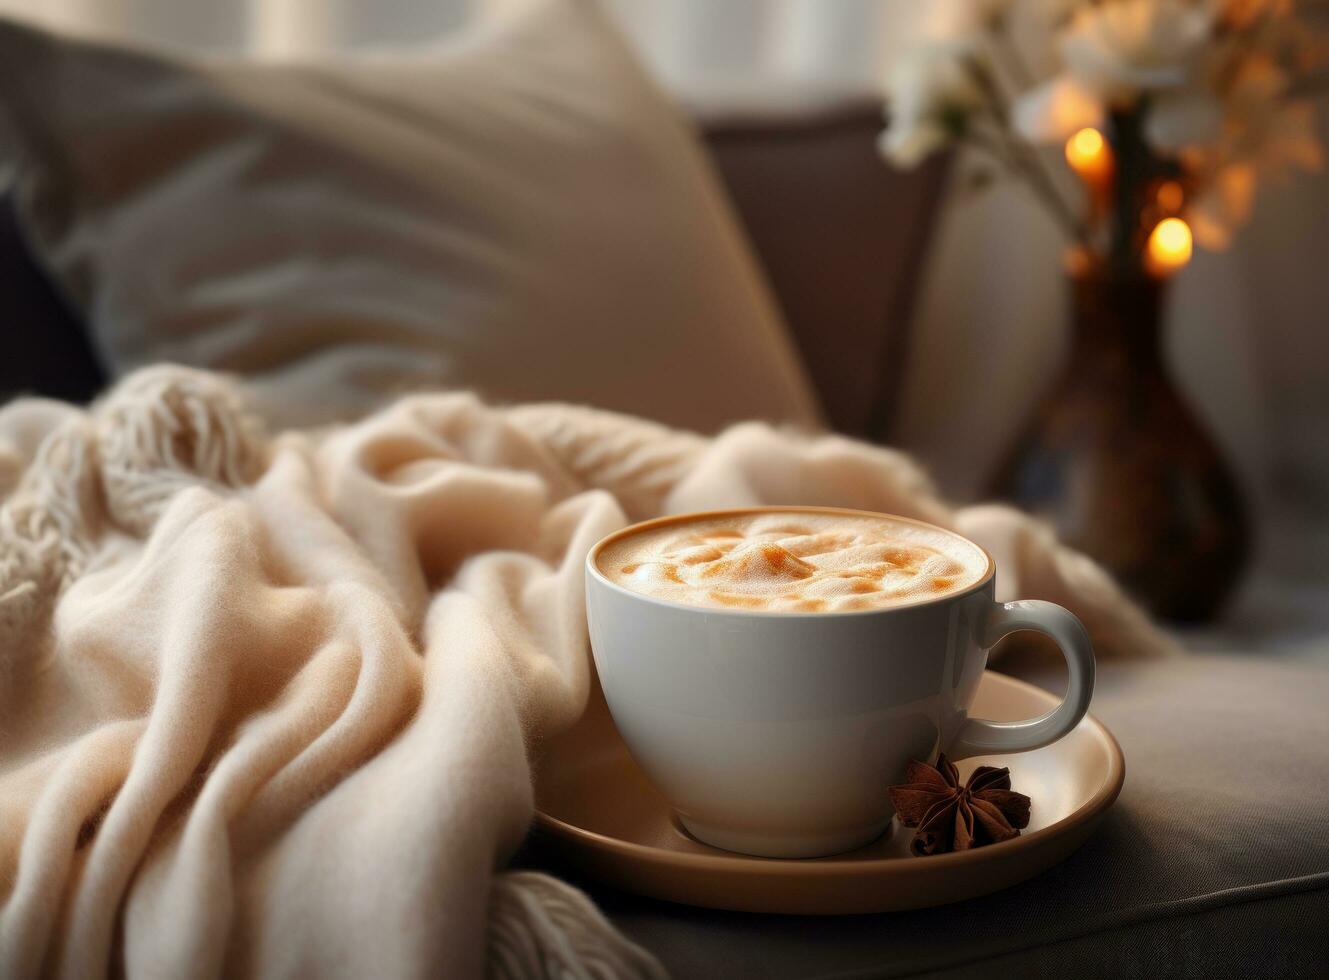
[{"xmin": 989, "ymin": 268, "xmax": 1251, "ymax": 623}]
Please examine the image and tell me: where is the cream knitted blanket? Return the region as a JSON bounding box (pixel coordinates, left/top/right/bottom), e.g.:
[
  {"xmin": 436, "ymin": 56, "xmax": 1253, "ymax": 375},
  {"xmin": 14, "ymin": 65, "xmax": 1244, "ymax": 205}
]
[{"xmin": 0, "ymin": 367, "xmax": 1172, "ymax": 979}]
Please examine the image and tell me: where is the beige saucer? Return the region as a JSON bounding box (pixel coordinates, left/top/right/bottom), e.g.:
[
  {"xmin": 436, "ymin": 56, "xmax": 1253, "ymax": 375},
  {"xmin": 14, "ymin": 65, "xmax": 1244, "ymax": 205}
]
[{"xmin": 533, "ymin": 671, "xmax": 1124, "ymax": 915}]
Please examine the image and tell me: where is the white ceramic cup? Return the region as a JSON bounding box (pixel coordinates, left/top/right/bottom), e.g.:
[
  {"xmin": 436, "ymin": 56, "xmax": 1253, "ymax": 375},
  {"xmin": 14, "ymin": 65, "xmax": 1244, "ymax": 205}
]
[{"xmin": 585, "ymin": 507, "xmax": 1096, "ymax": 858}]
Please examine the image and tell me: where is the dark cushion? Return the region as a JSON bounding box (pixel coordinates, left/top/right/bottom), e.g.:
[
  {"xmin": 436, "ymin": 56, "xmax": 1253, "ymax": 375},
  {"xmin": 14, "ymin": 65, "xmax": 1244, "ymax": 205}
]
[{"xmin": 0, "ymin": 194, "xmax": 104, "ymax": 403}]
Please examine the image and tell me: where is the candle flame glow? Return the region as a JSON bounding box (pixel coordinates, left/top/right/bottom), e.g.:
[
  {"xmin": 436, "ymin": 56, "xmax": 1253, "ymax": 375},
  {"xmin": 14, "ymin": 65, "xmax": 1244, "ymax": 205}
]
[
  {"xmin": 1065, "ymin": 128, "xmax": 1106, "ymax": 173},
  {"xmin": 1147, "ymin": 217, "xmax": 1193, "ymax": 275}
]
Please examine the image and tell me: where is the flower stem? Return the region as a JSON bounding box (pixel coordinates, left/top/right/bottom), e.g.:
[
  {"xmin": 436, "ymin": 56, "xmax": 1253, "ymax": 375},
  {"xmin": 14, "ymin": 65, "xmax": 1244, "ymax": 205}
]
[
  {"xmin": 966, "ymin": 57, "xmax": 1090, "ymax": 248},
  {"xmin": 988, "ymin": 20, "xmax": 1035, "ymax": 91}
]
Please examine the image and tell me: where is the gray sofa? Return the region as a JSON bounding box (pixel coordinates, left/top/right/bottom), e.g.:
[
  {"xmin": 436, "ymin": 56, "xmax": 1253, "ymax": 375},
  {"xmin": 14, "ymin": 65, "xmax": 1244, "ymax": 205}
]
[{"xmin": 567, "ymin": 650, "xmax": 1329, "ymax": 978}]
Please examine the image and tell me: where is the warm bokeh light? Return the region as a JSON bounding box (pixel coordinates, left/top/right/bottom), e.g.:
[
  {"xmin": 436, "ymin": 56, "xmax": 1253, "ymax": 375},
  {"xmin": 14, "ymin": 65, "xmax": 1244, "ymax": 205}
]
[
  {"xmin": 1065, "ymin": 127, "xmax": 1112, "ymax": 187},
  {"xmin": 1156, "ymin": 180, "xmax": 1185, "ymax": 213},
  {"xmin": 1065, "ymin": 127, "xmax": 1105, "ymax": 168},
  {"xmin": 1147, "ymin": 217, "xmax": 1193, "ymax": 276}
]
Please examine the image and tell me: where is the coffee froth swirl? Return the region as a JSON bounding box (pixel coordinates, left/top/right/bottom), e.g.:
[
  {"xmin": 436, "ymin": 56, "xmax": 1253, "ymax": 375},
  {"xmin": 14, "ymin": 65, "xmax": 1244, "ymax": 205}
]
[{"xmin": 596, "ymin": 511, "xmax": 988, "ymax": 612}]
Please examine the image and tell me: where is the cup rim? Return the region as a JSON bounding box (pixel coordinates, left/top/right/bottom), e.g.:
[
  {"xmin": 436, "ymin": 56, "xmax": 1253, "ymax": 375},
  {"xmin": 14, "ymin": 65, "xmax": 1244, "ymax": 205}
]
[{"xmin": 585, "ymin": 505, "xmax": 996, "ymax": 618}]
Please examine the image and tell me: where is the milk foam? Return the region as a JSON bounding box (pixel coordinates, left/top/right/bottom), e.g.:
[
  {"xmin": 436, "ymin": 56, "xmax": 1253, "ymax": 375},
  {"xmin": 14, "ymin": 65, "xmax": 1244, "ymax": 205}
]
[{"xmin": 596, "ymin": 511, "xmax": 989, "ymax": 612}]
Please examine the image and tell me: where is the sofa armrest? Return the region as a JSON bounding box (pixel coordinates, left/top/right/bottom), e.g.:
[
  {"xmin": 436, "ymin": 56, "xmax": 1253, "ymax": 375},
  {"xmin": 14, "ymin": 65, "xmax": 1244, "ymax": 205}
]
[{"xmin": 697, "ymin": 93, "xmax": 949, "ymax": 439}]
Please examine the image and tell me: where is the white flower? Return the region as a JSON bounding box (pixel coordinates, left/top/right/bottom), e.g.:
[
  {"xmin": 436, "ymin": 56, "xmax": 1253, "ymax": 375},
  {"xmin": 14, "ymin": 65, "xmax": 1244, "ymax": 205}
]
[
  {"xmin": 1012, "ymin": 75, "xmax": 1105, "ymax": 142},
  {"xmin": 879, "ymin": 41, "xmax": 988, "ymax": 169},
  {"xmin": 1012, "ymin": 0, "xmax": 1219, "ymax": 144},
  {"xmin": 1058, "ymin": 0, "xmax": 1214, "ymax": 104}
]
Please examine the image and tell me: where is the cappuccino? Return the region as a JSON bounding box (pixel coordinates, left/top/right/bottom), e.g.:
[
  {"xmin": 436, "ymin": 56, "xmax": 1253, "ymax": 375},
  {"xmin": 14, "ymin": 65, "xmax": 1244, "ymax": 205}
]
[{"xmin": 596, "ymin": 510, "xmax": 989, "ymax": 613}]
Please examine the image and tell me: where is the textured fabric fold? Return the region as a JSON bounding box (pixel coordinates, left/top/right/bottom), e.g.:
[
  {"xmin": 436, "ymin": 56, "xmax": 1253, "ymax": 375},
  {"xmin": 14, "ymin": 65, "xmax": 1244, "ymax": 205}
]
[{"xmin": 0, "ymin": 366, "xmax": 1174, "ymax": 979}]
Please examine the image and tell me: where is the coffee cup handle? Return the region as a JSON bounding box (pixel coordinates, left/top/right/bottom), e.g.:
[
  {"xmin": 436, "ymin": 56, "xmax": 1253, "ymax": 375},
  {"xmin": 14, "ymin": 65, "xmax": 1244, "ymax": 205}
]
[{"xmin": 949, "ymin": 600, "xmax": 1096, "ymax": 760}]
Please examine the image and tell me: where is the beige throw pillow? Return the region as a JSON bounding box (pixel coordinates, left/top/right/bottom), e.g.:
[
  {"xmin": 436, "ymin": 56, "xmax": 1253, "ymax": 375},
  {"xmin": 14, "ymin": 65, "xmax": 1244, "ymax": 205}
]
[{"xmin": 0, "ymin": 0, "xmax": 820, "ymax": 431}]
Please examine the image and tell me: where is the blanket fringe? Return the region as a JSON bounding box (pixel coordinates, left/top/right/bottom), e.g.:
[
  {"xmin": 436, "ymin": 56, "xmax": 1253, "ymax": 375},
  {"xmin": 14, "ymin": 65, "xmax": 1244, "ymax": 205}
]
[
  {"xmin": 487, "ymin": 872, "xmax": 667, "ymax": 980},
  {"xmin": 95, "ymin": 365, "xmax": 266, "ymax": 535},
  {"xmin": 0, "ymin": 366, "xmax": 264, "ymax": 645},
  {"xmin": 0, "ymin": 418, "xmax": 100, "ymax": 640}
]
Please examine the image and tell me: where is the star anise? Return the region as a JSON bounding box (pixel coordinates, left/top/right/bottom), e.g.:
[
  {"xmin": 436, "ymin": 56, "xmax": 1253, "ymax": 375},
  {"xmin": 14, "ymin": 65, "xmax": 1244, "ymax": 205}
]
[{"xmin": 888, "ymin": 754, "xmax": 1031, "ymax": 856}]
